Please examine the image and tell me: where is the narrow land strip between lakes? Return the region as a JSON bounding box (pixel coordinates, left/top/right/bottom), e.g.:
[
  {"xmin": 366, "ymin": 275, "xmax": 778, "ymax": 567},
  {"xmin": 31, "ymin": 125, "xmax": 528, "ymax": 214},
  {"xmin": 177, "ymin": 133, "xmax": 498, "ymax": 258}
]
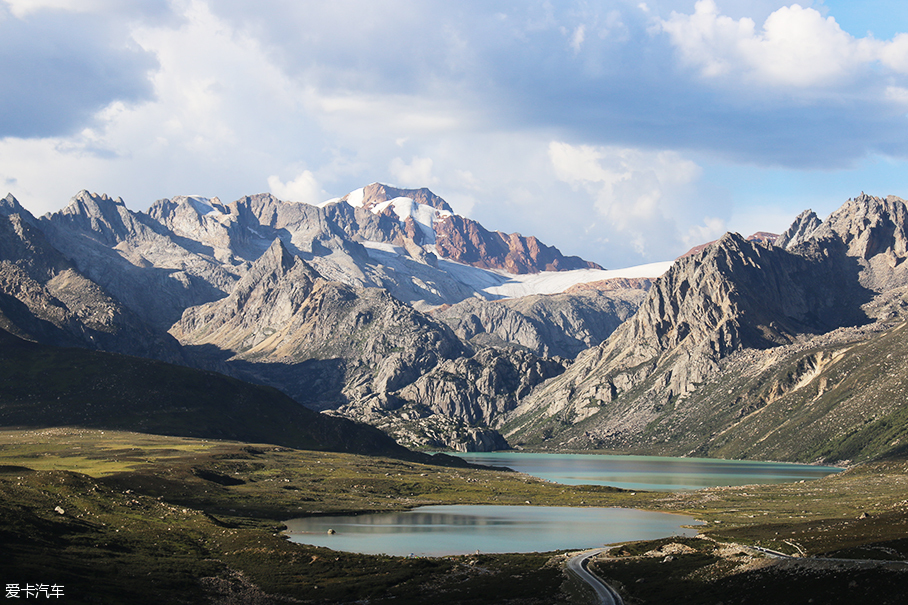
[{"xmin": 566, "ymin": 548, "xmax": 624, "ymax": 605}]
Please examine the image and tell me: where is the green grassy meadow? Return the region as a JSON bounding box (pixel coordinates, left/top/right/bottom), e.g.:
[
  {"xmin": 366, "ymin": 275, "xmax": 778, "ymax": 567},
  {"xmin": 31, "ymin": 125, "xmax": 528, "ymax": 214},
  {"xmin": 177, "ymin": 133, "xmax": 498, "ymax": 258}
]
[{"xmin": 2, "ymin": 428, "xmax": 908, "ymax": 604}]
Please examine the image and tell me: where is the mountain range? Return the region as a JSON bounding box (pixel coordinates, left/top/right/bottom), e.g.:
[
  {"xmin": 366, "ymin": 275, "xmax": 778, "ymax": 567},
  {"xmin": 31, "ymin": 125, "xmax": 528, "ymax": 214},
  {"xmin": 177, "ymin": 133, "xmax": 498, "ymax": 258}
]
[{"xmin": 3, "ymin": 185, "xmax": 908, "ymax": 462}]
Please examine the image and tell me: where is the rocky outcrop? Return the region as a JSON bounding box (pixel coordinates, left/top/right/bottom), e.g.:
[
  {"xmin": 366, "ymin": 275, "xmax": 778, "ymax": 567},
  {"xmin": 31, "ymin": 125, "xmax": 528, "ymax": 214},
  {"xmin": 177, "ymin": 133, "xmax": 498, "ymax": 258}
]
[
  {"xmin": 171, "ymin": 239, "xmax": 468, "ymax": 410},
  {"xmin": 775, "ymin": 210, "xmax": 822, "ymax": 249},
  {"xmin": 327, "ymin": 347, "xmax": 562, "ymax": 451},
  {"xmin": 146, "ymin": 195, "xmax": 245, "ymax": 262},
  {"xmin": 678, "ymin": 232, "xmax": 779, "ymax": 259},
  {"xmin": 435, "ymin": 289, "xmax": 645, "ymax": 358},
  {"xmin": 352, "ymin": 409, "xmax": 510, "ymax": 452},
  {"xmin": 391, "ymin": 348, "xmax": 564, "ymax": 426},
  {"xmin": 775, "ymin": 194, "xmax": 908, "ymax": 292},
  {"xmin": 803, "ymin": 194, "xmax": 908, "ymax": 291}
]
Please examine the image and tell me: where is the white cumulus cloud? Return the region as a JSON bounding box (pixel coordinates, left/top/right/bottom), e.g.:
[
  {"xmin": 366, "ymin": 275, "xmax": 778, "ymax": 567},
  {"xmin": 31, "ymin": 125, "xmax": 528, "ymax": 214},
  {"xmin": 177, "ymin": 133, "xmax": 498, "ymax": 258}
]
[
  {"xmin": 570, "ymin": 24, "xmax": 586, "ymax": 53},
  {"xmin": 390, "ymin": 156, "xmax": 438, "ymax": 187},
  {"xmin": 548, "ymin": 141, "xmax": 722, "ymax": 259},
  {"xmin": 660, "ymin": 0, "xmax": 908, "ymax": 88},
  {"xmin": 548, "ymin": 141, "xmax": 701, "ymax": 225},
  {"xmin": 267, "ymin": 170, "xmax": 323, "ymax": 204}
]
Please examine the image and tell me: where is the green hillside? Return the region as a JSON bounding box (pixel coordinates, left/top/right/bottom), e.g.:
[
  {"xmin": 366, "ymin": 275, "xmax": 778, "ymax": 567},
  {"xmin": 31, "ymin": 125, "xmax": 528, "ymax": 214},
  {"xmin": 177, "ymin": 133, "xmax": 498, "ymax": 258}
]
[{"xmin": 0, "ymin": 328, "xmax": 421, "ymax": 460}]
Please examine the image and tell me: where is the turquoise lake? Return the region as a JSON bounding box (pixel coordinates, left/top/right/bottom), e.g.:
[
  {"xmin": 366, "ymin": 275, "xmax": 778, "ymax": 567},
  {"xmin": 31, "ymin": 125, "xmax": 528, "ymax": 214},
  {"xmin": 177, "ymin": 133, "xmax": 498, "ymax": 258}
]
[
  {"xmin": 284, "ymin": 453, "xmax": 840, "ymax": 556},
  {"xmin": 284, "ymin": 505, "xmax": 702, "ymax": 556},
  {"xmin": 451, "ymin": 452, "xmax": 843, "ymax": 491}
]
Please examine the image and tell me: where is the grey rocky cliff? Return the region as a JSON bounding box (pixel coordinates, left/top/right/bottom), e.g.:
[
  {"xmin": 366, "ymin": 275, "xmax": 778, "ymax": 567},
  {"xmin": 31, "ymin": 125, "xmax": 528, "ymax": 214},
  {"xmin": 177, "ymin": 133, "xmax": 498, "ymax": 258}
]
[
  {"xmin": 329, "ymin": 345, "xmax": 565, "ymax": 452},
  {"xmin": 147, "ymin": 195, "xmax": 247, "ymax": 263},
  {"xmin": 389, "ymin": 348, "xmax": 564, "ymax": 426},
  {"xmin": 776, "ymin": 194, "xmax": 908, "ymax": 291},
  {"xmin": 171, "ymin": 238, "xmax": 469, "ymax": 412},
  {"xmin": 435, "ymin": 288, "xmax": 646, "ymax": 358},
  {"xmin": 801, "ymin": 193, "xmax": 908, "ymax": 291},
  {"xmin": 39, "ymin": 191, "xmax": 240, "ymax": 329}
]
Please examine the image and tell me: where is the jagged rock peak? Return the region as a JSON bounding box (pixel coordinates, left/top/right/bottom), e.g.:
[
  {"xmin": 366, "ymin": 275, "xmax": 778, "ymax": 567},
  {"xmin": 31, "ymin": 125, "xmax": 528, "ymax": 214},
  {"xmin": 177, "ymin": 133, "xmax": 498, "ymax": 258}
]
[
  {"xmin": 434, "ymin": 214, "xmax": 603, "ymax": 274},
  {"xmin": 1, "ymin": 193, "xmax": 24, "ymax": 215},
  {"xmin": 173, "ymin": 237, "xmax": 322, "ymax": 342},
  {"xmin": 147, "ymin": 195, "xmax": 228, "ymax": 222},
  {"xmin": 775, "ymin": 209, "xmax": 822, "ymax": 250},
  {"xmin": 601, "ymin": 229, "xmax": 867, "ymax": 369},
  {"xmin": 678, "ymin": 231, "xmax": 778, "ymax": 259},
  {"xmin": 63, "ymin": 189, "xmax": 127, "ymax": 213},
  {"xmin": 0, "ymin": 193, "xmax": 38, "ymax": 226},
  {"xmin": 259, "ymin": 237, "xmax": 298, "ymax": 272},
  {"xmin": 44, "ymin": 190, "xmax": 151, "ymax": 247},
  {"xmin": 815, "ymin": 193, "xmax": 908, "ymax": 260},
  {"xmin": 777, "ymin": 194, "xmax": 908, "ymax": 262},
  {"xmin": 239, "ymin": 238, "xmax": 319, "ymax": 289}
]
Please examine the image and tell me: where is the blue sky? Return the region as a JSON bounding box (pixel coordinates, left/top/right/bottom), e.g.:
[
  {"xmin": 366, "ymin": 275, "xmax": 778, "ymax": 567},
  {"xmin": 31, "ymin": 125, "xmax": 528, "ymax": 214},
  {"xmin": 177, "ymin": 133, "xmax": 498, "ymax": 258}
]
[{"xmin": 2, "ymin": 0, "xmax": 908, "ymax": 267}]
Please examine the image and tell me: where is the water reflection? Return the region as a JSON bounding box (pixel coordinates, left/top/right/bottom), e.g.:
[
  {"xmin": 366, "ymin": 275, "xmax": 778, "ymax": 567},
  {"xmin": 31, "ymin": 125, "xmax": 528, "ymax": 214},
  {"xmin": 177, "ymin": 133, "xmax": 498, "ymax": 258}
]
[
  {"xmin": 451, "ymin": 452, "xmax": 842, "ymax": 491},
  {"xmin": 285, "ymin": 505, "xmax": 701, "ymax": 556}
]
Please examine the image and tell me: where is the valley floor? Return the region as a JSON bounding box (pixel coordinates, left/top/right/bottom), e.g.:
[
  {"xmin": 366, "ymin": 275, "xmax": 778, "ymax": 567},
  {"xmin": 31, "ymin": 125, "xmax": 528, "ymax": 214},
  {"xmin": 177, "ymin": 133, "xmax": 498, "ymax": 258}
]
[{"xmin": 2, "ymin": 428, "xmax": 907, "ymax": 604}]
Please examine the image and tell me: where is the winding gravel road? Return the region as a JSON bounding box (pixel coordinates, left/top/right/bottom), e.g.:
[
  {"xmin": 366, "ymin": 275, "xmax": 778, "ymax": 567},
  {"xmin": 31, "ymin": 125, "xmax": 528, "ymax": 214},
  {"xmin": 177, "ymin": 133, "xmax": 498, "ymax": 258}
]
[{"xmin": 566, "ymin": 548, "xmax": 624, "ymax": 605}]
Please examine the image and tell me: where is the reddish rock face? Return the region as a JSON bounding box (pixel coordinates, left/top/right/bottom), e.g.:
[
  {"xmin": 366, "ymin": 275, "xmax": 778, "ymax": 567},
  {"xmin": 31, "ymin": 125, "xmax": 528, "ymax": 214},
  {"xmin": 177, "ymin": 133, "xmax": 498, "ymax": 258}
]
[
  {"xmin": 403, "ymin": 215, "xmax": 423, "ymax": 245},
  {"xmin": 343, "ymin": 183, "xmax": 603, "ymax": 274},
  {"xmin": 434, "ymin": 215, "xmax": 602, "ymax": 274}
]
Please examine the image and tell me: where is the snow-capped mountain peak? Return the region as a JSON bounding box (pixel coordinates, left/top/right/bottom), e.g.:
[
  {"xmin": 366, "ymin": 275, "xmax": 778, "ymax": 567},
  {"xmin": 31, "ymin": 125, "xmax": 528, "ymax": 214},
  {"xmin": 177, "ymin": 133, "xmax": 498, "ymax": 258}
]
[{"xmin": 370, "ymin": 196, "xmax": 452, "ymax": 245}]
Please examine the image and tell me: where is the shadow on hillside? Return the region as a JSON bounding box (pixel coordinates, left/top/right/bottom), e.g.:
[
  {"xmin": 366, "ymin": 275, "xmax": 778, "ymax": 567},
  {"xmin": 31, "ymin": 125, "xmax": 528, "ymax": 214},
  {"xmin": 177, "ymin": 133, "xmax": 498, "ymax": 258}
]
[
  {"xmin": 178, "ymin": 342, "xmax": 349, "ymax": 411},
  {"xmin": 737, "ymin": 239, "xmax": 878, "ymax": 349},
  {"xmin": 800, "ymin": 239, "xmax": 877, "ymax": 331}
]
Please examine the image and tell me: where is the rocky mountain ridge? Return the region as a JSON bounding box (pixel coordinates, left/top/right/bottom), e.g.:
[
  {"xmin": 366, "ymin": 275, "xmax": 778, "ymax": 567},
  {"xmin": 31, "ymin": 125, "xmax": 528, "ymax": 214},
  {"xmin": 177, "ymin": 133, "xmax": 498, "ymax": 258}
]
[
  {"xmin": 0, "ymin": 194, "xmax": 183, "ymax": 362},
  {"xmin": 13, "ymin": 185, "xmax": 633, "ymax": 450},
  {"xmin": 171, "ymin": 238, "xmax": 467, "ymax": 408},
  {"xmin": 433, "ymin": 288, "xmax": 646, "ymax": 358},
  {"xmin": 678, "ymin": 231, "xmax": 779, "ymax": 259},
  {"xmin": 7, "ymin": 183, "xmax": 908, "ymax": 460},
  {"xmin": 503, "ymin": 194, "xmax": 908, "ymax": 463}
]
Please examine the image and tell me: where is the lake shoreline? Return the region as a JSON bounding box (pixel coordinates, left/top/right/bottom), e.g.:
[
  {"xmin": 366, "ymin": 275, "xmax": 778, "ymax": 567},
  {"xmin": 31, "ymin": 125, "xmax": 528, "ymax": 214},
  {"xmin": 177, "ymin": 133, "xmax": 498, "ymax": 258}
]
[{"xmin": 284, "ymin": 504, "xmax": 704, "ymax": 557}]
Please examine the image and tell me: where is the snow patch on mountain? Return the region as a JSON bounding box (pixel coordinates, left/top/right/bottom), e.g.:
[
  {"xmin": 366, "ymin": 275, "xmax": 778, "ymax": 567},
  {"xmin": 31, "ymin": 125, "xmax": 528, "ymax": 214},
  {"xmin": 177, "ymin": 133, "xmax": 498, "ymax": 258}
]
[
  {"xmin": 345, "ymin": 187, "xmax": 366, "ymax": 208},
  {"xmin": 184, "ymin": 196, "xmax": 216, "ymax": 216},
  {"xmin": 361, "ymin": 241, "xmax": 672, "ymax": 301},
  {"xmin": 479, "ymin": 261, "xmax": 673, "ymax": 298},
  {"xmin": 361, "ymin": 241, "xmax": 409, "ymax": 256},
  {"xmin": 371, "ymin": 196, "xmax": 452, "ymax": 244}
]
